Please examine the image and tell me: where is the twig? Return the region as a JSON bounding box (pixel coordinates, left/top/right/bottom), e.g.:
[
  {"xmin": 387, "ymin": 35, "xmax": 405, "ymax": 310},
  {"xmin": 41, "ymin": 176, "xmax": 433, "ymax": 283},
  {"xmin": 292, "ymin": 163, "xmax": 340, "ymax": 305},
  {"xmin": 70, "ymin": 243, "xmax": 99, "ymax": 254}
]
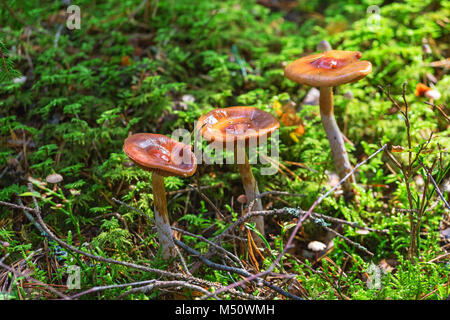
[
  {"xmin": 70, "ymin": 279, "xmax": 156, "ymax": 299},
  {"xmin": 131, "ymin": 0, "xmax": 149, "ymax": 18},
  {"xmin": 215, "ymin": 207, "xmax": 376, "ymax": 256},
  {"xmin": 202, "ymin": 144, "xmax": 388, "ymax": 299},
  {"xmin": 320, "ymin": 224, "xmax": 374, "ymax": 256},
  {"xmin": 420, "ymin": 282, "xmax": 449, "ymax": 300},
  {"xmin": 426, "ymin": 252, "xmax": 450, "ymax": 264},
  {"xmin": 256, "ymin": 190, "xmax": 305, "ymax": 199},
  {"xmin": 174, "ymin": 245, "xmax": 192, "ymax": 276},
  {"xmin": 18, "ymin": 185, "xmax": 253, "ymax": 300},
  {"xmin": 112, "ymin": 197, "xmax": 147, "ymax": 216},
  {"xmin": 17, "ymin": 198, "xmax": 46, "ymax": 235},
  {"xmin": 191, "ymin": 198, "xmax": 385, "ymax": 277},
  {"xmin": 380, "ymin": 84, "xmax": 420, "ymax": 259},
  {"xmin": 113, "ymin": 186, "xmax": 383, "ymax": 280},
  {"xmin": 215, "ymin": 206, "xmax": 388, "ymax": 247},
  {"xmin": 310, "ymin": 212, "xmax": 388, "ymax": 234},
  {"xmin": 194, "ymin": 190, "xmax": 305, "ymax": 271},
  {"xmin": 114, "ymin": 196, "xmax": 246, "ymax": 273},
  {"xmin": 23, "ymin": 184, "xmax": 235, "ymax": 289}
]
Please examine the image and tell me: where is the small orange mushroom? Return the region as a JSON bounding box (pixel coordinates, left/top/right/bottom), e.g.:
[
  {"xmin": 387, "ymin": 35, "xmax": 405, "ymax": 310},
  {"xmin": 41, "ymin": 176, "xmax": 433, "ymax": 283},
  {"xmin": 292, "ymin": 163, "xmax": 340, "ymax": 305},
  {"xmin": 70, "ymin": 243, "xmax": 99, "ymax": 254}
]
[
  {"xmin": 284, "ymin": 50, "xmax": 372, "ymax": 197},
  {"xmin": 196, "ymin": 107, "xmax": 279, "ymax": 243},
  {"xmin": 123, "ymin": 133, "xmax": 197, "ymax": 259}
]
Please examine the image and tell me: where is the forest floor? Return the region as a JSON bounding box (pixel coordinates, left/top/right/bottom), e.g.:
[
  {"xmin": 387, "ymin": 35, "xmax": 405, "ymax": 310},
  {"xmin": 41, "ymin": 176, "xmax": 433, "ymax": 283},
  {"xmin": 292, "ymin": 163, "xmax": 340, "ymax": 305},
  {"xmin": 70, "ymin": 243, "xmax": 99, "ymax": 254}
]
[{"xmin": 0, "ymin": 0, "xmax": 449, "ymax": 300}]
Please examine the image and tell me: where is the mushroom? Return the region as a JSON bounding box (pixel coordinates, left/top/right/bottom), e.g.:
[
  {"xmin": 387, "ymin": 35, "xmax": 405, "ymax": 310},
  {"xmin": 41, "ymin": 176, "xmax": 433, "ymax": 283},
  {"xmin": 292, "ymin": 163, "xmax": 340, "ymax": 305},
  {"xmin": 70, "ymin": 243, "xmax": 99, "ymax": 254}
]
[
  {"xmin": 237, "ymin": 194, "xmax": 248, "ymax": 205},
  {"xmin": 415, "ymin": 83, "xmax": 441, "ymax": 101},
  {"xmin": 284, "ymin": 50, "xmax": 372, "ymax": 196},
  {"xmin": 46, "ymin": 173, "xmax": 63, "ymax": 191},
  {"xmin": 307, "ymin": 240, "xmax": 326, "ymax": 260},
  {"xmin": 316, "ymin": 40, "xmax": 332, "ymax": 52},
  {"xmin": 196, "ymin": 107, "xmax": 279, "ymax": 242},
  {"xmin": 123, "ymin": 133, "xmax": 197, "ymax": 259}
]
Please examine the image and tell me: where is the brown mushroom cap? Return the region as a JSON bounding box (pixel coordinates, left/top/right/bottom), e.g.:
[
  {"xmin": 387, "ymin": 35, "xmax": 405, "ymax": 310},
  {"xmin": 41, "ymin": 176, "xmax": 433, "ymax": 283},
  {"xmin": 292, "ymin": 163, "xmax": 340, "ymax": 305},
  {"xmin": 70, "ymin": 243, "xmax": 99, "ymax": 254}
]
[
  {"xmin": 123, "ymin": 133, "xmax": 197, "ymax": 177},
  {"xmin": 284, "ymin": 50, "xmax": 372, "ymax": 87},
  {"xmin": 196, "ymin": 107, "xmax": 280, "ymax": 144},
  {"xmin": 307, "ymin": 241, "xmax": 327, "ymax": 252}
]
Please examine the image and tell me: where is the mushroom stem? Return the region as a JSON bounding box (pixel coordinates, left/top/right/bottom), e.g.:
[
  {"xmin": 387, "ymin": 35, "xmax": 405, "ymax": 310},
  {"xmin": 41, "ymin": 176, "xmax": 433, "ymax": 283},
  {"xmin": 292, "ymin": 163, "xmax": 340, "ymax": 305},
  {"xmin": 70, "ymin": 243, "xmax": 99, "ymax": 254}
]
[
  {"xmin": 151, "ymin": 172, "xmax": 176, "ymax": 259},
  {"xmin": 236, "ymin": 146, "xmax": 265, "ymax": 244},
  {"xmin": 319, "ymin": 86, "xmax": 355, "ymax": 196}
]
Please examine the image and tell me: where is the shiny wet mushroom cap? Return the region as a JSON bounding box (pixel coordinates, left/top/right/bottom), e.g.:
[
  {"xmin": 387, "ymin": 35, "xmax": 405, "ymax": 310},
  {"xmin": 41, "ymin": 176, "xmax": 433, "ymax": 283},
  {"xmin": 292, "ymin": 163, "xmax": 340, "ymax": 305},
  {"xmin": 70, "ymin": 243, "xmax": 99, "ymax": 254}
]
[
  {"xmin": 196, "ymin": 107, "xmax": 280, "ymax": 144},
  {"xmin": 123, "ymin": 133, "xmax": 197, "ymax": 259},
  {"xmin": 46, "ymin": 173, "xmax": 63, "ymax": 184},
  {"xmin": 284, "ymin": 50, "xmax": 372, "ymax": 87},
  {"xmin": 123, "ymin": 133, "xmax": 197, "ymax": 177}
]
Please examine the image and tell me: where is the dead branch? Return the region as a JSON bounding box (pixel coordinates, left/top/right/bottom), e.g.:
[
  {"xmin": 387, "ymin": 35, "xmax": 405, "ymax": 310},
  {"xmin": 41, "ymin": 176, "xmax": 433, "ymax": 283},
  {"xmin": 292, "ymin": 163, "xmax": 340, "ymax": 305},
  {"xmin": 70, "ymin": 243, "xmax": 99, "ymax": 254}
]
[
  {"xmin": 0, "ymin": 258, "xmax": 70, "ymax": 300},
  {"xmin": 21, "ymin": 184, "xmax": 238, "ymax": 289}
]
